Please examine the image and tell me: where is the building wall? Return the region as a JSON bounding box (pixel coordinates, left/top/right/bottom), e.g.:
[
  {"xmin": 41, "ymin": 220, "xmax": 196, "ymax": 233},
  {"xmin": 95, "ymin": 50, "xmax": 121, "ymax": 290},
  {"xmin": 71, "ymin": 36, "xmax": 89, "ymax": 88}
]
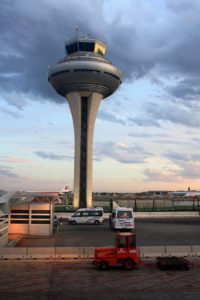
[
  {"xmin": 29, "ymin": 202, "xmax": 51, "ymax": 236},
  {"xmin": 9, "ymin": 202, "xmax": 52, "ymax": 236}
]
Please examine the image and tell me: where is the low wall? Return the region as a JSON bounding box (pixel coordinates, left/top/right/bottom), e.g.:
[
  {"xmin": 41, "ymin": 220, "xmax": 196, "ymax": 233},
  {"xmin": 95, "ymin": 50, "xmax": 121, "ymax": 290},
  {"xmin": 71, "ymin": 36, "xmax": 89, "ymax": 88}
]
[
  {"xmin": 0, "ymin": 231, "xmax": 8, "ymax": 247},
  {"xmin": 0, "ymin": 245, "xmax": 200, "ymax": 260},
  {"xmin": 55, "ymin": 211, "xmax": 200, "ymax": 219}
]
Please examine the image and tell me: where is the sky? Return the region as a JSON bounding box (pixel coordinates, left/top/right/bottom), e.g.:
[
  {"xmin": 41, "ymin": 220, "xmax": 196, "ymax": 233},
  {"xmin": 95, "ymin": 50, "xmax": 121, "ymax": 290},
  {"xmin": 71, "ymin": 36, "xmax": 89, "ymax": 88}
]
[{"xmin": 1, "ymin": 0, "xmax": 200, "ymax": 193}]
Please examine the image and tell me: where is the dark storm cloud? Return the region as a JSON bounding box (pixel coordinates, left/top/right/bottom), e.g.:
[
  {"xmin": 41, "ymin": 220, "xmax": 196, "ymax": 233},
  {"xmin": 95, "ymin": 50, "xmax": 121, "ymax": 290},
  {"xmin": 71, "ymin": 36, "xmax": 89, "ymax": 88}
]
[
  {"xmin": 1, "ymin": 0, "xmax": 200, "ymax": 109},
  {"xmin": 94, "ymin": 141, "xmax": 152, "ymax": 164},
  {"xmin": 167, "ymin": 78, "xmax": 200, "ymax": 100},
  {"xmin": 0, "ymin": 0, "xmax": 98, "ymax": 106},
  {"xmin": 35, "ymin": 151, "xmax": 73, "ymax": 160}
]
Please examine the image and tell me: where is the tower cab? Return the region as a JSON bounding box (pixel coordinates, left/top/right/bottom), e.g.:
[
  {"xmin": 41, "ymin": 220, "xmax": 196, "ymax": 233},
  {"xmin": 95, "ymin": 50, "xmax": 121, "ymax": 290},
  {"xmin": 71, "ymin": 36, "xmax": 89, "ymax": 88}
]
[{"xmin": 65, "ymin": 36, "xmax": 106, "ymax": 57}]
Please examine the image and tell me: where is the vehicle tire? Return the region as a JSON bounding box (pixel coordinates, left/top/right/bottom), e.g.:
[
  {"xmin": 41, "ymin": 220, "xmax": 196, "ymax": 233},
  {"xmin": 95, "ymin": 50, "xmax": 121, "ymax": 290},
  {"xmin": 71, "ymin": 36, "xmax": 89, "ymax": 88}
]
[
  {"xmin": 94, "ymin": 220, "xmax": 99, "ymax": 225},
  {"xmin": 123, "ymin": 258, "xmax": 135, "ymax": 270},
  {"xmin": 99, "ymin": 261, "xmax": 109, "ymax": 271},
  {"xmin": 72, "ymin": 220, "xmax": 77, "ymax": 225},
  {"xmin": 156, "ymin": 262, "xmax": 165, "ymax": 270}
]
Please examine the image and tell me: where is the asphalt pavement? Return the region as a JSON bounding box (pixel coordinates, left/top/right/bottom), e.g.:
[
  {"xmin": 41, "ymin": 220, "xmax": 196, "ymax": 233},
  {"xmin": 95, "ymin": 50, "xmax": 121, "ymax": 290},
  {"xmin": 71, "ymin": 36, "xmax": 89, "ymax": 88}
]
[{"xmin": 17, "ymin": 217, "xmax": 200, "ymax": 247}]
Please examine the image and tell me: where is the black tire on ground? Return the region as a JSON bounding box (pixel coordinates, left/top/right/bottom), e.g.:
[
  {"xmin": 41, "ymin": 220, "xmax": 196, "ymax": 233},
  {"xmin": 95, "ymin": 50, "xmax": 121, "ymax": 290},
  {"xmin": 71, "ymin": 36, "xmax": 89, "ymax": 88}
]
[
  {"xmin": 99, "ymin": 261, "xmax": 109, "ymax": 270},
  {"xmin": 72, "ymin": 221, "xmax": 77, "ymax": 225},
  {"xmin": 123, "ymin": 258, "xmax": 135, "ymax": 270},
  {"xmin": 94, "ymin": 220, "xmax": 99, "ymax": 225},
  {"xmin": 156, "ymin": 262, "xmax": 165, "ymax": 270}
]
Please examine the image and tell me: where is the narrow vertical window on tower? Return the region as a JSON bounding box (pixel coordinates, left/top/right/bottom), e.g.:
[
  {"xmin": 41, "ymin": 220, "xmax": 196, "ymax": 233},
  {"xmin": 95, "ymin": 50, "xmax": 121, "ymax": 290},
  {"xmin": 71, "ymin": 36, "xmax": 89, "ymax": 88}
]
[{"xmin": 80, "ymin": 97, "xmax": 88, "ymax": 207}]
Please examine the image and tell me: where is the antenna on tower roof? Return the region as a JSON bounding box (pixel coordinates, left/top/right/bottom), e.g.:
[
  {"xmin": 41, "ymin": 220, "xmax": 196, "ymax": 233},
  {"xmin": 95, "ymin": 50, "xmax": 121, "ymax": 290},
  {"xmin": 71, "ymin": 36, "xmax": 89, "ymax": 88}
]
[{"xmin": 75, "ymin": 24, "xmax": 79, "ymax": 38}]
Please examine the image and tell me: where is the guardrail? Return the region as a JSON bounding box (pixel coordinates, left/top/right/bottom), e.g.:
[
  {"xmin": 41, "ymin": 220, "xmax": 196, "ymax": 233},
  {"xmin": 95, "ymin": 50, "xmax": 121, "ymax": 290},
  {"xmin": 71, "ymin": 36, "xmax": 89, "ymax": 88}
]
[
  {"xmin": 55, "ymin": 211, "xmax": 200, "ymax": 219},
  {"xmin": 0, "ymin": 245, "xmax": 200, "ymax": 260}
]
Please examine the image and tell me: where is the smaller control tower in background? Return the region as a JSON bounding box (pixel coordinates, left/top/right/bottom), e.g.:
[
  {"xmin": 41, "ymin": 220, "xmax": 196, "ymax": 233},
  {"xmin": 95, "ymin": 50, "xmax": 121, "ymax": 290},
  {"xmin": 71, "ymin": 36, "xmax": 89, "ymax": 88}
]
[{"xmin": 48, "ymin": 33, "xmax": 122, "ymax": 208}]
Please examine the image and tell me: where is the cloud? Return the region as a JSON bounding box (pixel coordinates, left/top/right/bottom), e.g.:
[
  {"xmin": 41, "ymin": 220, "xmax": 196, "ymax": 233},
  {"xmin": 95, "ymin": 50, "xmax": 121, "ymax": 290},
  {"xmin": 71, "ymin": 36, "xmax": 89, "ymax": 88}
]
[
  {"xmin": 94, "ymin": 141, "xmax": 152, "ymax": 164},
  {"xmin": 0, "ymin": 156, "xmax": 31, "ymax": 163},
  {"xmin": 144, "ymin": 101, "xmax": 200, "ymax": 128},
  {"xmin": 35, "ymin": 151, "xmax": 73, "ymax": 160},
  {"xmin": 192, "ymin": 137, "xmax": 200, "ymax": 143},
  {"xmin": 144, "ymin": 168, "xmax": 181, "ymax": 182},
  {"xmin": 128, "ymin": 132, "xmax": 165, "ymax": 138},
  {"xmin": 164, "ymin": 150, "xmax": 200, "ymax": 162},
  {"xmin": 128, "ymin": 116, "xmax": 161, "ymax": 127},
  {"xmin": 1, "ymin": 0, "xmax": 200, "ymax": 110},
  {"xmin": 178, "ymin": 161, "xmax": 200, "ymax": 178},
  {"xmin": 153, "ymin": 139, "xmax": 186, "ymax": 145},
  {"xmin": 1, "ymin": 107, "xmax": 22, "ymax": 118},
  {"xmin": 163, "ymin": 150, "xmax": 200, "ymax": 179},
  {"xmin": 166, "ymin": 78, "xmax": 200, "ymax": 101},
  {"xmin": 98, "ymin": 110, "xmax": 126, "ymax": 125},
  {"xmin": 144, "ymin": 148, "xmax": 200, "ymax": 181},
  {"xmin": 0, "ymin": 166, "xmax": 19, "ymax": 178}
]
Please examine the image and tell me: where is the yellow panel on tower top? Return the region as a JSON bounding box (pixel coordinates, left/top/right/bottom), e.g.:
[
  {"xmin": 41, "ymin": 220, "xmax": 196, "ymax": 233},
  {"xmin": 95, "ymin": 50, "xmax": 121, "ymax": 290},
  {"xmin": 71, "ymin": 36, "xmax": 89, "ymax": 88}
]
[{"xmin": 94, "ymin": 42, "xmax": 106, "ymax": 56}]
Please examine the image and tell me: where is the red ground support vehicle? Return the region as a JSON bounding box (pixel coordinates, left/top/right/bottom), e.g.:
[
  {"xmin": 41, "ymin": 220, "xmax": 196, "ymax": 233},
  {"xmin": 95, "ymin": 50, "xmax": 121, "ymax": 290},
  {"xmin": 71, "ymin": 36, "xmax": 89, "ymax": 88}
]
[{"xmin": 94, "ymin": 232, "xmax": 139, "ymax": 270}]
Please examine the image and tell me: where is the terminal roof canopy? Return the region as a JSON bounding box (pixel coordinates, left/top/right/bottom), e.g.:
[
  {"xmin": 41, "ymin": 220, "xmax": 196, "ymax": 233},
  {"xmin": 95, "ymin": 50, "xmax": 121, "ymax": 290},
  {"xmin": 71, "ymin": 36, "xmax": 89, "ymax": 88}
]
[{"xmin": 0, "ymin": 192, "xmax": 58, "ymax": 207}]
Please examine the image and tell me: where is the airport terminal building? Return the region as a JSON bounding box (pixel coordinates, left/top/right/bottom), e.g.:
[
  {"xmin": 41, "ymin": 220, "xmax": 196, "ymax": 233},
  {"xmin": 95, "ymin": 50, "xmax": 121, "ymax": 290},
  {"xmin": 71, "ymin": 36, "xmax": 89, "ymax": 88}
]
[{"xmin": 0, "ymin": 192, "xmax": 58, "ymax": 246}]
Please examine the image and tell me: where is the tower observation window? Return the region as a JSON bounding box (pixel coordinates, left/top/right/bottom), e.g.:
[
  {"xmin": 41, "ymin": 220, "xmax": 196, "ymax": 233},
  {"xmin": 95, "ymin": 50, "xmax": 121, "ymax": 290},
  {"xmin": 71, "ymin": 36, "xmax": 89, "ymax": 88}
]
[
  {"xmin": 79, "ymin": 42, "xmax": 94, "ymax": 52},
  {"xmin": 74, "ymin": 69, "xmax": 100, "ymax": 73},
  {"xmin": 66, "ymin": 42, "xmax": 95, "ymax": 54},
  {"xmin": 66, "ymin": 43, "xmax": 78, "ymax": 54}
]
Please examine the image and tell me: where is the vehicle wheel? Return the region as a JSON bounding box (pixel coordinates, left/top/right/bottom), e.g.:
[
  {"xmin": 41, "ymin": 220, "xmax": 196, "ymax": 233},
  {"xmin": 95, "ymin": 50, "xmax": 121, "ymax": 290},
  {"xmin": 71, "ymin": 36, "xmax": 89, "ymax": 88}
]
[
  {"xmin": 156, "ymin": 262, "xmax": 165, "ymax": 270},
  {"xmin": 99, "ymin": 261, "xmax": 109, "ymax": 271},
  {"xmin": 123, "ymin": 259, "xmax": 135, "ymax": 270},
  {"xmin": 94, "ymin": 220, "xmax": 99, "ymax": 225},
  {"xmin": 72, "ymin": 220, "xmax": 77, "ymax": 225}
]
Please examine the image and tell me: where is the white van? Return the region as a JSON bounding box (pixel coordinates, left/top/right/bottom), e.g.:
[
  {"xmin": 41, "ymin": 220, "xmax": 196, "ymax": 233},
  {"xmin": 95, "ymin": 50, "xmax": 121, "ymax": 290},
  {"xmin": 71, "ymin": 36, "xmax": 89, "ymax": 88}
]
[
  {"xmin": 109, "ymin": 207, "xmax": 134, "ymax": 231},
  {"xmin": 68, "ymin": 207, "xmax": 104, "ymax": 225}
]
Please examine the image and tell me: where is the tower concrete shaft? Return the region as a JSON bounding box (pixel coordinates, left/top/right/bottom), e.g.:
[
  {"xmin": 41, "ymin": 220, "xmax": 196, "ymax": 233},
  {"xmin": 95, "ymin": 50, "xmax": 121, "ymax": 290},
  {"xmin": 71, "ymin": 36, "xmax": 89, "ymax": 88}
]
[{"xmin": 67, "ymin": 92, "xmax": 102, "ymax": 208}]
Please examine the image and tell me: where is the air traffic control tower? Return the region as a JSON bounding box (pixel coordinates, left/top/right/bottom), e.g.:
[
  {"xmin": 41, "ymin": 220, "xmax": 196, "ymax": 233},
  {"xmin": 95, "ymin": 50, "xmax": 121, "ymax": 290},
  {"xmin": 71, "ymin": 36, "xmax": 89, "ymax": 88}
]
[{"xmin": 48, "ymin": 35, "xmax": 122, "ymax": 208}]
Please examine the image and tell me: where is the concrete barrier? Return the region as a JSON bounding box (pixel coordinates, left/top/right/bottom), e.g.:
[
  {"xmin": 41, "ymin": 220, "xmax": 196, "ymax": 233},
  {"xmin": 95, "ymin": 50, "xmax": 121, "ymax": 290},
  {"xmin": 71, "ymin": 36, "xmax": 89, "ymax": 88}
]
[
  {"xmin": 83, "ymin": 247, "xmax": 95, "ymax": 259},
  {"xmin": 134, "ymin": 212, "xmax": 200, "ymax": 218},
  {"xmin": 139, "ymin": 246, "xmax": 166, "ymax": 258},
  {"xmin": 0, "ymin": 245, "xmax": 199, "ymax": 260},
  {"xmin": 27, "ymin": 247, "xmax": 55, "ymax": 259},
  {"xmin": 0, "ymin": 247, "xmax": 27, "ymax": 259},
  {"xmin": 55, "ymin": 247, "xmax": 83, "ymax": 259},
  {"xmin": 191, "ymin": 245, "xmax": 200, "ymax": 256},
  {"xmin": 166, "ymin": 246, "xmax": 192, "ymax": 257}
]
